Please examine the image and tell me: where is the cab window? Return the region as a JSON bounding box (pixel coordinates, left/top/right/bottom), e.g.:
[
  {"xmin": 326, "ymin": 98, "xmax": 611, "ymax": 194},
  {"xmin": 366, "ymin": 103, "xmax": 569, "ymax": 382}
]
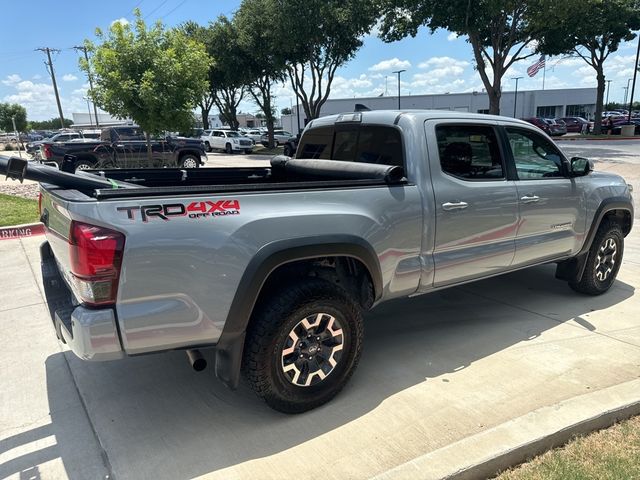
[
  {"xmin": 435, "ymin": 125, "xmax": 504, "ymax": 180},
  {"xmin": 297, "ymin": 125, "xmax": 404, "ymax": 167},
  {"xmin": 506, "ymin": 128, "xmax": 564, "ymax": 179}
]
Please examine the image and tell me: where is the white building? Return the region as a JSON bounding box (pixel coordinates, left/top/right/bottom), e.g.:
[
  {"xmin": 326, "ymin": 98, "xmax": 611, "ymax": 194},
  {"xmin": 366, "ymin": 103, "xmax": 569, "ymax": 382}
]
[{"xmin": 282, "ymin": 87, "xmax": 598, "ymax": 133}]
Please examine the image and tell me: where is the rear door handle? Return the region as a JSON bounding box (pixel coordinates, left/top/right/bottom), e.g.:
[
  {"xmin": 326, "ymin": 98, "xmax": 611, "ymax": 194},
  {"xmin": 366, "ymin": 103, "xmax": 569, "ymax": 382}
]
[
  {"xmin": 442, "ymin": 201, "xmax": 469, "ymax": 211},
  {"xmin": 520, "ymin": 195, "xmax": 540, "ymax": 203}
]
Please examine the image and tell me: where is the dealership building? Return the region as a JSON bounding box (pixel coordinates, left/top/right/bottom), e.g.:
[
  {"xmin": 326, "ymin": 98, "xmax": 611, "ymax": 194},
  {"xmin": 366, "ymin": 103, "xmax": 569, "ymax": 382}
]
[{"xmin": 282, "ymin": 87, "xmax": 598, "ymax": 134}]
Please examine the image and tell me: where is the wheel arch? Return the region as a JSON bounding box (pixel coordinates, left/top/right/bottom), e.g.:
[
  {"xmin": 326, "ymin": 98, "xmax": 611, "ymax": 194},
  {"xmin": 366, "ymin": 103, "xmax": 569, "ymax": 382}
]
[
  {"xmin": 556, "ymin": 197, "xmax": 633, "ymax": 283},
  {"xmin": 214, "ymin": 235, "xmax": 382, "ymax": 389}
]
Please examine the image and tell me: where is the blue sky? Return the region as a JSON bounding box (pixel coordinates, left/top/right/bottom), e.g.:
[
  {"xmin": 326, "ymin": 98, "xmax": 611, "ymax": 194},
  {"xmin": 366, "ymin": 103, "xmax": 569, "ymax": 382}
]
[{"xmin": 0, "ymin": 0, "xmax": 638, "ymax": 121}]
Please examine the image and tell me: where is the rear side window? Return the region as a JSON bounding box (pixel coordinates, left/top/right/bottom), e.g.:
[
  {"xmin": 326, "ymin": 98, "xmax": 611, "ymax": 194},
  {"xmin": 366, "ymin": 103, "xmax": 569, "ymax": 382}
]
[
  {"xmin": 297, "ymin": 125, "xmax": 404, "ymax": 167},
  {"xmin": 435, "ymin": 125, "xmax": 504, "ymax": 180}
]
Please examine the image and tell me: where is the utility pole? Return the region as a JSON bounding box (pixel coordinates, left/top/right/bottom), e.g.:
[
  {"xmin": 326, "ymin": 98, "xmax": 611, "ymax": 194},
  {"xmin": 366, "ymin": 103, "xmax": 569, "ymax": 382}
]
[
  {"xmin": 392, "ymin": 69, "xmax": 406, "ymax": 109},
  {"xmin": 36, "ymin": 47, "xmax": 65, "ymax": 129},
  {"xmin": 512, "ymin": 77, "xmax": 523, "ymax": 118},
  {"xmin": 73, "ymin": 45, "xmax": 100, "ymax": 127},
  {"xmin": 605, "ymin": 80, "xmax": 612, "ymax": 107}
]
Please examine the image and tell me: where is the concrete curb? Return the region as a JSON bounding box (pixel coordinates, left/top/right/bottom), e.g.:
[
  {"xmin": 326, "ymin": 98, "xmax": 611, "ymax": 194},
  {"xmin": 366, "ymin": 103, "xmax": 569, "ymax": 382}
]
[
  {"xmin": 0, "ymin": 222, "xmax": 44, "ymax": 240},
  {"xmin": 373, "ymin": 379, "xmax": 640, "ymax": 480}
]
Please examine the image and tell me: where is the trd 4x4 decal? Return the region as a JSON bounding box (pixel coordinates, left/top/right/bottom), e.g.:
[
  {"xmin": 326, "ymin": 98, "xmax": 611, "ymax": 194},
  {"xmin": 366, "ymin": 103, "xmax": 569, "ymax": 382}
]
[{"xmin": 118, "ymin": 200, "xmax": 240, "ymax": 222}]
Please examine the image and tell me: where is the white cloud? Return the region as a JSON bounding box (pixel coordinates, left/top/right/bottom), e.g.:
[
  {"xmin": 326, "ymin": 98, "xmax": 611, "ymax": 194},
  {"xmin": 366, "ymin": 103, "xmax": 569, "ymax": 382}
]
[
  {"xmin": 111, "ymin": 17, "xmax": 130, "ymax": 27},
  {"xmin": 2, "ymin": 74, "xmax": 22, "ymax": 86},
  {"xmin": 62, "ymin": 74, "xmax": 78, "ymax": 82},
  {"xmin": 418, "ymin": 57, "xmax": 470, "ymax": 69},
  {"xmin": 369, "ymin": 58, "xmax": 411, "ymax": 72},
  {"xmin": 447, "ymin": 32, "xmax": 459, "ymax": 41},
  {"xmin": 32, "ymin": 74, "xmax": 42, "ymax": 80}
]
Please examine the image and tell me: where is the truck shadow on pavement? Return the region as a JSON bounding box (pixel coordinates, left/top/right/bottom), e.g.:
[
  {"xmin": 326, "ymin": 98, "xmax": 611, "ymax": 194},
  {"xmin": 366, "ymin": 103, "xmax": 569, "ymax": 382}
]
[{"xmin": 33, "ymin": 264, "xmax": 636, "ymax": 479}]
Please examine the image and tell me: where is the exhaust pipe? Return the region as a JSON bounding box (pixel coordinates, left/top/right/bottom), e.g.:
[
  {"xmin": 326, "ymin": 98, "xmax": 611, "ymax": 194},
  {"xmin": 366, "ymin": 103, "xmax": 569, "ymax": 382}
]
[{"xmin": 186, "ymin": 349, "xmax": 207, "ymax": 372}]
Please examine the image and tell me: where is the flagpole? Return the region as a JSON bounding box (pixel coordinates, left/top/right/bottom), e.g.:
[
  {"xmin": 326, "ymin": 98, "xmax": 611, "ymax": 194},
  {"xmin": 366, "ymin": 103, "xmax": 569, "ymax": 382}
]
[{"xmin": 542, "ymin": 62, "xmax": 546, "ymax": 90}]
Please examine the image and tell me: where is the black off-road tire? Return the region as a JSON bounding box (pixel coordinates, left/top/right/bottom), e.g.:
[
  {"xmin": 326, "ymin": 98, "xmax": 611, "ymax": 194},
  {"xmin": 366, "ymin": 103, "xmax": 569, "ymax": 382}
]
[
  {"xmin": 569, "ymin": 220, "xmax": 624, "ymax": 295},
  {"xmin": 242, "ymin": 278, "xmax": 364, "ymax": 414}
]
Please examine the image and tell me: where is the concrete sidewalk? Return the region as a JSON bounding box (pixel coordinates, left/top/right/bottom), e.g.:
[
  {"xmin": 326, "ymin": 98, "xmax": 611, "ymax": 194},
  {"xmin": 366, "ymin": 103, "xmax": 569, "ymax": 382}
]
[{"xmin": 1, "ymin": 230, "xmax": 639, "ymax": 480}]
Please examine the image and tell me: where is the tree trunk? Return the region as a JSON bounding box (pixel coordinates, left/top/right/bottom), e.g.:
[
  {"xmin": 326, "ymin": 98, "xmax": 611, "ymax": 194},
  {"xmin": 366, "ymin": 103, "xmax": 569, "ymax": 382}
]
[
  {"xmin": 201, "ymin": 105, "xmax": 211, "ymax": 130},
  {"xmin": 593, "ymin": 67, "xmax": 605, "ymax": 135},
  {"xmin": 488, "ymin": 87, "xmax": 501, "ymax": 115},
  {"xmin": 145, "ymin": 132, "xmax": 152, "ymax": 162}
]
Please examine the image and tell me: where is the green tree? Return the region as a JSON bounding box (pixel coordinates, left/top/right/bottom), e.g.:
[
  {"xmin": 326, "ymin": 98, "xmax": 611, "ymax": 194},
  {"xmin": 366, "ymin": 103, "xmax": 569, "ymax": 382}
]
[
  {"xmin": 206, "ymin": 17, "xmax": 247, "ymax": 130},
  {"xmin": 378, "ymin": 0, "xmax": 541, "ymax": 115},
  {"xmin": 0, "ymin": 103, "xmax": 27, "ymax": 132},
  {"xmin": 276, "ymin": 0, "xmax": 377, "ymax": 121},
  {"xmin": 281, "ymin": 107, "xmax": 292, "ymax": 115},
  {"xmin": 28, "ymin": 118, "xmax": 74, "ymax": 130},
  {"xmin": 180, "ymin": 21, "xmax": 216, "ymax": 130},
  {"xmin": 235, "ymin": 0, "xmax": 288, "ymax": 146},
  {"xmin": 533, "ymin": 0, "xmax": 640, "ymax": 133},
  {"xmin": 83, "ymin": 10, "xmax": 211, "ymax": 158}
]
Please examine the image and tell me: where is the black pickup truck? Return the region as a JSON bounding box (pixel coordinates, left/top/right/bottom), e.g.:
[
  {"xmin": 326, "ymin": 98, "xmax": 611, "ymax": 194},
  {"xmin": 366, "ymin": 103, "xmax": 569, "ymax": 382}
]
[{"xmin": 40, "ymin": 126, "xmax": 206, "ymax": 171}]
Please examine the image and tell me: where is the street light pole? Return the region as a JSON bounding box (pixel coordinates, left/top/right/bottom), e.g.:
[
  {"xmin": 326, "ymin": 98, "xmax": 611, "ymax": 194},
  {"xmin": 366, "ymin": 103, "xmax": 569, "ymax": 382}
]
[
  {"xmin": 624, "ymin": 78, "xmax": 632, "ymax": 104},
  {"xmin": 627, "ymin": 32, "xmax": 640, "ymax": 123},
  {"xmin": 512, "ymin": 77, "xmax": 523, "ymax": 118},
  {"xmin": 392, "ymin": 69, "xmax": 406, "ymax": 109},
  {"xmin": 606, "ymin": 80, "xmax": 612, "ymax": 107}
]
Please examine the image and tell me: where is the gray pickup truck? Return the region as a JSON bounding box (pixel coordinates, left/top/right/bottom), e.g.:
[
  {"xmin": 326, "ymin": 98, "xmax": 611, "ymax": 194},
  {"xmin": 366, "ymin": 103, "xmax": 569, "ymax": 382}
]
[{"xmin": 4, "ymin": 110, "xmax": 633, "ymax": 413}]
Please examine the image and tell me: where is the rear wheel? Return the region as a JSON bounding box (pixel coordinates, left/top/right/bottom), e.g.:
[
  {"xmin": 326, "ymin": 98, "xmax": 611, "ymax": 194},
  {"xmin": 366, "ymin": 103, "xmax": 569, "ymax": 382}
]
[
  {"xmin": 242, "ymin": 278, "xmax": 363, "ymax": 413},
  {"xmin": 74, "ymin": 160, "xmax": 93, "ymax": 171},
  {"xmin": 570, "ymin": 220, "xmax": 623, "ymax": 295}
]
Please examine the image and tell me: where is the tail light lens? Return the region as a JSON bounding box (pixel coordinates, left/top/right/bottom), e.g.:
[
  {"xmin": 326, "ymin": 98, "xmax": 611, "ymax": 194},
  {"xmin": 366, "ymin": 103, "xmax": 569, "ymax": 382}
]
[
  {"xmin": 68, "ymin": 221, "xmax": 125, "ymax": 306},
  {"xmin": 43, "ymin": 144, "xmax": 52, "ymax": 160}
]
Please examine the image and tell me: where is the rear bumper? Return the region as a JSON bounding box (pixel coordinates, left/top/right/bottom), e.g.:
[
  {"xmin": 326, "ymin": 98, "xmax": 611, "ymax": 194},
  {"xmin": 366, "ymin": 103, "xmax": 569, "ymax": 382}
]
[{"xmin": 41, "ymin": 241, "xmax": 124, "ymax": 361}]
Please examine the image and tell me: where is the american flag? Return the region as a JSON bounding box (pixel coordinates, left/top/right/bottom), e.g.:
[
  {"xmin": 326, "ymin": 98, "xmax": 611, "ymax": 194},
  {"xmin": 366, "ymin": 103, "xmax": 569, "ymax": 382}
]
[{"xmin": 527, "ymin": 55, "xmax": 546, "ymax": 77}]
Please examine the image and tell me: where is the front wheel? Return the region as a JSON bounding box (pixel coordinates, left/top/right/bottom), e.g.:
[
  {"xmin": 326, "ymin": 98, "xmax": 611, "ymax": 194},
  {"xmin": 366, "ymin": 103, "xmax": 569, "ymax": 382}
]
[
  {"xmin": 204, "ymin": 141, "xmax": 212, "ymax": 152},
  {"xmin": 283, "ymin": 144, "xmax": 293, "ymax": 157},
  {"xmin": 225, "ymin": 143, "xmax": 233, "ymax": 154},
  {"xmin": 179, "ymin": 154, "xmax": 200, "ymax": 168},
  {"xmin": 569, "ymin": 220, "xmax": 624, "ymax": 295},
  {"xmin": 242, "ymin": 278, "xmax": 363, "ymax": 413}
]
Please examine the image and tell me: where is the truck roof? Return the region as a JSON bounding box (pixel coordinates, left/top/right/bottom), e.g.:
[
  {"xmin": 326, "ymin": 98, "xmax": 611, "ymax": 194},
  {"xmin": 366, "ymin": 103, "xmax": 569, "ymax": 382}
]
[{"xmin": 309, "ymin": 109, "xmax": 533, "ymax": 129}]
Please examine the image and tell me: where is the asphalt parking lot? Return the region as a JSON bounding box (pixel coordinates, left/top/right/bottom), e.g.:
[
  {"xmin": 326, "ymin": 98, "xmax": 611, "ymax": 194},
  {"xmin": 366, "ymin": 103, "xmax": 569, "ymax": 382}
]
[{"xmin": 1, "ymin": 139, "xmax": 639, "ymax": 479}]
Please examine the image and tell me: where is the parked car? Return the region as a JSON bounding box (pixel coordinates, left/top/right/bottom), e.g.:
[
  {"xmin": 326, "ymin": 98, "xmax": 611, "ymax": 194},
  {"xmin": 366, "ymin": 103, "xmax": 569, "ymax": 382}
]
[
  {"xmin": 261, "ymin": 130, "xmax": 294, "ymax": 146},
  {"xmin": 39, "ymin": 125, "xmax": 206, "ymax": 170},
  {"xmin": 523, "ymin": 117, "xmax": 566, "ymax": 136},
  {"xmin": 245, "ymin": 129, "xmax": 263, "ymax": 143},
  {"xmin": 610, "ymin": 119, "xmax": 640, "ymax": 135},
  {"xmin": 8, "ymin": 110, "xmax": 633, "ymax": 413},
  {"xmin": 201, "ymin": 129, "xmax": 253, "ymax": 154},
  {"xmin": 27, "ymin": 131, "xmax": 83, "ymax": 158},
  {"xmin": 559, "ymin": 117, "xmax": 591, "ymax": 134},
  {"xmin": 283, "ymin": 134, "xmax": 299, "ymax": 157}
]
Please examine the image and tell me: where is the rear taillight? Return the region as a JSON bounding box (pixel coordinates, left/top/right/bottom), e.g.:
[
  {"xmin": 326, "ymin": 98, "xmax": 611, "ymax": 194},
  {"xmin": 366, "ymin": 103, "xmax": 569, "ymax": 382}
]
[
  {"xmin": 68, "ymin": 221, "xmax": 125, "ymax": 306},
  {"xmin": 43, "ymin": 144, "xmax": 52, "ymax": 159}
]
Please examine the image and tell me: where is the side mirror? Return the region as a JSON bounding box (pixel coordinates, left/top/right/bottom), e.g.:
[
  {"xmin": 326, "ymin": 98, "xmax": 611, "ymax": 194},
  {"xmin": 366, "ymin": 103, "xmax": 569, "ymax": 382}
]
[{"xmin": 570, "ymin": 156, "xmax": 594, "ymax": 177}]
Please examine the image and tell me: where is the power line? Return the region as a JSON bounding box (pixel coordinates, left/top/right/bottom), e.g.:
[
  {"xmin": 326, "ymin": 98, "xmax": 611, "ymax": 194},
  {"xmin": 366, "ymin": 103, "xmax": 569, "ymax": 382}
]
[
  {"xmin": 161, "ymin": 0, "xmax": 189, "ymax": 20},
  {"xmin": 35, "ymin": 47, "xmax": 65, "ymax": 128},
  {"xmin": 144, "ymin": 0, "xmax": 170, "ymax": 19}
]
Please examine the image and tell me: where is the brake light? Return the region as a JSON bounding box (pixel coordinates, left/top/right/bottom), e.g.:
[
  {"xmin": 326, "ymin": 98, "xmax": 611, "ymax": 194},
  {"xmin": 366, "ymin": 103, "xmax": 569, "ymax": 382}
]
[
  {"xmin": 43, "ymin": 144, "xmax": 52, "ymax": 160},
  {"xmin": 68, "ymin": 221, "xmax": 125, "ymax": 306}
]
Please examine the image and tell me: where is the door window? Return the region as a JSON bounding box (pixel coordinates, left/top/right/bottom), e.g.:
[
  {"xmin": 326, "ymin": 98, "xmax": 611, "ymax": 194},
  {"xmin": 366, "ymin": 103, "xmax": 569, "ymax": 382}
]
[
  {"xmin": 435, "ymin": 125, "xmax": 504, "ymax": 180},
  {"xmin": 506, "ymin": 128, "xmax": 564, "ymax": 179}
]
